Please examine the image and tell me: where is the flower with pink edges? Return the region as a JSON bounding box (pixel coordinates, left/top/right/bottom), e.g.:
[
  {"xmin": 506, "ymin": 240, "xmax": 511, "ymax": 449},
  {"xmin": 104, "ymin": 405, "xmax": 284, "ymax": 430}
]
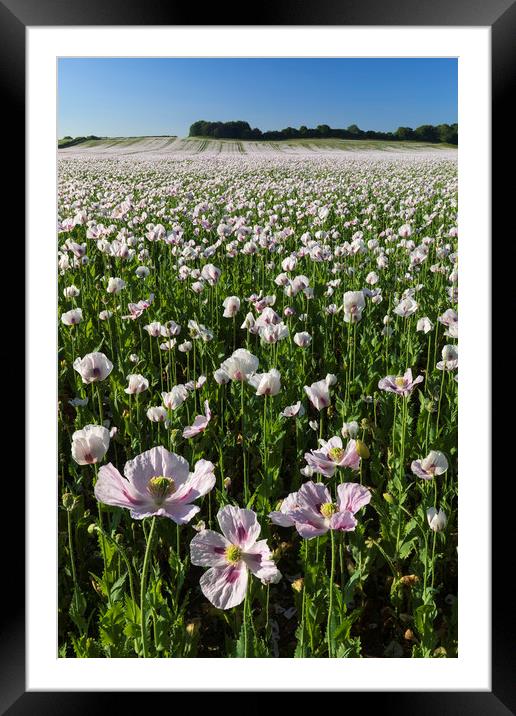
[
  {"xmin": 378, "ymin": 368, "xmax": 423, "ymax": 397},
  {"xmin": 95, "ymin": 445, "xmax": 215, "ymax": 523},
  {"xmin": 269, "ymin": 492, "xmax": 299, "ymax": 527},
  {"xmin": 411, "ymin": 450, "xmax": 448, "ymax": 480},
  {"xmin": 280, "ymin": 401, "xmax": 305, "ymax": 418},
  {"xmin": 183, "ymin": 400, "xmax": 212, "ymax": 439},
  {"xmin": 304, "ymin": 436, "xmax": 361, "ymax": 478},
  {"xmin": 73, "ymin": 352, "xmax": 113, "ymax": 384},
  {"xmin": 190, "ymin": 506, "xmax": 281, "ymax": 609},
  {"xmin": 304, "ymin": 375, "xmax": 335, "ymax": 411},
  {"xmin": 288, "ymin": 481, "xmax": 371, "ymax": 538}
]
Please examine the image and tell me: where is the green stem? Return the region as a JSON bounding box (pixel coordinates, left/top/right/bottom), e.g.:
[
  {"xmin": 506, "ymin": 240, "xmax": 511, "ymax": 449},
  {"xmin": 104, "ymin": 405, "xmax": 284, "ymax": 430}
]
[
  {"xmin": 243, "ymin": 582, "xmax": 249, "ymax": 658},
  {"xmin": 67, "ymin": 509, "xmax": 79, "ymax": 603},
  {"xmin": 241, "ymin": 380, "xmax": 248, "ymax": 503},
  {"xmin": 327, "ymin": 529, "xmax": 336, "ymax": 658},
  {"xmin": 140, "ymin": 516, "xmax": 157, "ymax": 658}
]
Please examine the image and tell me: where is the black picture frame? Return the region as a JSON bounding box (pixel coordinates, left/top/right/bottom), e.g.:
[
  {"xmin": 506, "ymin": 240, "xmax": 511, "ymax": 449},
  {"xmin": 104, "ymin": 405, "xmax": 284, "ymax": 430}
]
[{"xmin": 4, "ymin": 0, "xmax": 511, "ymax": 711}]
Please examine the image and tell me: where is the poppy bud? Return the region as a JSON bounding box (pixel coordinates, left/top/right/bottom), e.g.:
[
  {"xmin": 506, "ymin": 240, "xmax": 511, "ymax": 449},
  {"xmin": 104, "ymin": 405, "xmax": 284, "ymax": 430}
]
[
  {"xmin": 223, "ymin": 477, "xmax": 231, "ymax": 489},
  {"xmin": 186, "ymin": 619, "xmax": 201, "ymax": 638},
  {"xmin": 62, "ymin": 492, "xmax": 77, "ymax": 511},
  {"xmin": 404, "ymin": 629, "xmax": 415, "ymax": 641},
  {"xmin": 383, "ymin": 492, "xmax": 394, "ymax": 504},
  {"xmin": 355, "ymin": 439, "xmax": 370, "ymax": 459},
  {"xmin": 87, "ymin": 523, "xmax": 98, "ymax": 536}
]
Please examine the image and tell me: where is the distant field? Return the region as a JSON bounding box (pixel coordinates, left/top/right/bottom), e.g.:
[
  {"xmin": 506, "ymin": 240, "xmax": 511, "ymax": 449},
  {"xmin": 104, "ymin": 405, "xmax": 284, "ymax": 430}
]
[{"xmin": 58, "ymin": 135, "xmax": 457, "ymax": 157}]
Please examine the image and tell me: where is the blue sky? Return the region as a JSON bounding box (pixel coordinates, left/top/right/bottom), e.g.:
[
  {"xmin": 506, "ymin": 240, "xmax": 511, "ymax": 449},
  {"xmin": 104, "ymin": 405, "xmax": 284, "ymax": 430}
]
[{"xmin": 58, "ymin": 58, "xmax": 457, "ymax": 138}]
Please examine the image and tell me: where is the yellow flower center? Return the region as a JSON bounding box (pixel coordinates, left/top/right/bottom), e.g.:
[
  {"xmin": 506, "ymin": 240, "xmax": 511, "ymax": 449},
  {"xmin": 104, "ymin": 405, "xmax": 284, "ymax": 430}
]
[
  {"xmin": 328, "ymin": 447, "xmax": 344, "ymax": 462},
  {"xmin": 225, "ymin": 544, "xmax": 243, "ymax": 564},
  {"xmin": 320, "ymin": 502, "xmax": 338, "ymax": 518},
  {"xmin": 395, "ymin": 376, "xmax": 406, "ymax": 388},
  {"xmin": 148, "ymin": 476, "xmax": 176, "ymax": 501}
]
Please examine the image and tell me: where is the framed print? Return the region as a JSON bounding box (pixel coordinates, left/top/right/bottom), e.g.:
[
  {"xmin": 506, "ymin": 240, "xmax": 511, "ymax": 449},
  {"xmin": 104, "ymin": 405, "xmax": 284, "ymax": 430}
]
[{"xmin": 2, "ymin": 0, "xmax": 512, "ymax": 710}]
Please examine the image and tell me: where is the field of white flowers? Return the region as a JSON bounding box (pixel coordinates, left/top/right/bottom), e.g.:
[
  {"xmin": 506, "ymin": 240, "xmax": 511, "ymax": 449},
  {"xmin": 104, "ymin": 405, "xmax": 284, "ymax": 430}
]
[{"xmin": 58, "ymin": 149, "xmax": 458, "ymax": 658}]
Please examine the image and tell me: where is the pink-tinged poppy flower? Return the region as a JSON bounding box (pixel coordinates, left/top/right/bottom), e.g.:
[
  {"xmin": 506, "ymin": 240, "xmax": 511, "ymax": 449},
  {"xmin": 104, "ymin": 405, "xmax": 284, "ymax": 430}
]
[
  {"xmin": 437, "ymin": 345, "xmax": 458, "ymax": 371},
  {"xmin": 190, "ymin": 506, "xmax": 281, "ymax": 610},
  {"xmin": 248, "ymin": 368, "xmax": 281, "ymax": 397},
  {"xmin": 214, "ymin": 368, "xmax": 230, "ymax": 385},
  {"xmin": 438, "ymin": 308, "xmax": 458, "ymax": 338},
  {"xmin": 427, "ymin": 507, "xmax": 447, "ymax": 532},
  {"xmin": 289, "ymin": 481, "xmax": 371, "ymax": 539},
  {"xmin": 162, "ymin": 385, "xmax": 189, "ymax": 410},
  {"xmin": 259, "ymin": 322, "xmax": 289, "ymax": 344},
  {"xmin": 122, "ymin": 294, "xmax": 154, "ymax": 320},
  {"xmin": 280, "ymin": 401, "xmax": 305, "ymax": 418},
  {"xmin": 378, "ymin": 368, "xmax": 423, "ymax": 397},
  {"xmin": 294, "ymin": 331, "xmax": 312, "ymax": 348},
  {"xmin": 146, "ymin": 406, "xmax": 168, "ymax": 423},
  {"xmin": 161, "ymin": 320, "xmax": 181, "ymax": 337},
  {"xmin": 185, "ymin": 375, "xmax": 207, "ymax": 391},
  {"xmin": 304, "ymin": 376, "xmax": 334, "ymax": 411},
  {"xmin": 304, "ymin": 436, "xmax": 361, "ymax": 478},
  {"xmin": 63, "ymin": 285, "xmax": 80, "ymax": 298},
  {"xmin": 73, "ymin": 352, "xmax": 113, "ymax": 384},
  {"xmin": 187, "ymin": 320, "xmax": 214, "ymax": 342},
  {"xmin": 394, "ymin": 297, "xmax": 418, "ymax": 318},
  {"xmin": 61, "ymin": 308, "xmax": 83, "ymax": 326},
  {"xmin": 106, "ymin": 277, "xmax": 126, "ymax": 294},
  {"xmin": 178, "ymin": 340, "xmax": 192, "ymax": 353},
  {"xmin": 269, "ymin": 492, "xmax": 299, "ymax": 527},
  {"xmin": 68, "ymin": 241, "xmax": 86, "ymax": 257},
  {"xmin": 417, "ymin": 317, "xmax": 434, "ymax": 334},
  {"xmin": 282, "ymin": 255, "xmax": 297, "ymax": 272},
  {"xmin": 240, "ymin": 312, "xmax": 257, "ymax": 332},
  {"xmin": 124, "ymin": 374, "xmax": 149, "ymax": 395},
  {"xmin": 411, "ymin": 450, "xmax": 449, "ymax": 480},
  {"xmin": 144, "ymin": 322, "xmax": 162, "ymax": 337},
  {"xmin": 222, "ymin": 296, "xmax": 241, "ymax": 318},
  {"xmin": 220, "ymin": 348, "xmax": 259, "ymax": 382},
  {"xmin": 95, "ymin": 445, "xmax": 215, "ymax": 523},
  {"xmin": 183, "ymin": 400, "xmax": 211, "ymax": 438},
  {"xmin": 341, "ymin": 421, "xmax": 359, "ymax": 439},
  {"xmin": 71, "ymin": 424, "xmax": 110, "ymax": 465},
  {"xmin": 200, "ymin": 263, "xmax": 221, "ymax": 286},
  {"xmin": 343, "ymin": 290, "xmax": 366, "ymax": 323},
  {"xmin": 254, "ymin": 307, "xmax": 280, "ymax": 328}
]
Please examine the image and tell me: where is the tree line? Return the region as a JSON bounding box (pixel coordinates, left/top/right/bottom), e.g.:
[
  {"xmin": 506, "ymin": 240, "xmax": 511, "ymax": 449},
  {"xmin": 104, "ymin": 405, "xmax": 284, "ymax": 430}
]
[{"xmin": 188, "ymin": 120, "xmax": 458, "ymax": 144}]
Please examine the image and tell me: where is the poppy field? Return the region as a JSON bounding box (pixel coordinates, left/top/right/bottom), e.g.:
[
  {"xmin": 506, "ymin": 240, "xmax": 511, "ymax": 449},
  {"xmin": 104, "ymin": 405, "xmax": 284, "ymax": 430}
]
[{"xmin": 58, "ymin": 149, "xmax": 458, "ymax": 658}]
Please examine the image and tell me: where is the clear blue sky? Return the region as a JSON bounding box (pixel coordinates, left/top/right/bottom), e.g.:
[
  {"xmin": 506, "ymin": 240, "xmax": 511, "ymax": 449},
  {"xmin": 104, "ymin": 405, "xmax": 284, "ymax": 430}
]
[{"xmin": 58, "ymin": 58, "xmax": 457, "ymax": 138}]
